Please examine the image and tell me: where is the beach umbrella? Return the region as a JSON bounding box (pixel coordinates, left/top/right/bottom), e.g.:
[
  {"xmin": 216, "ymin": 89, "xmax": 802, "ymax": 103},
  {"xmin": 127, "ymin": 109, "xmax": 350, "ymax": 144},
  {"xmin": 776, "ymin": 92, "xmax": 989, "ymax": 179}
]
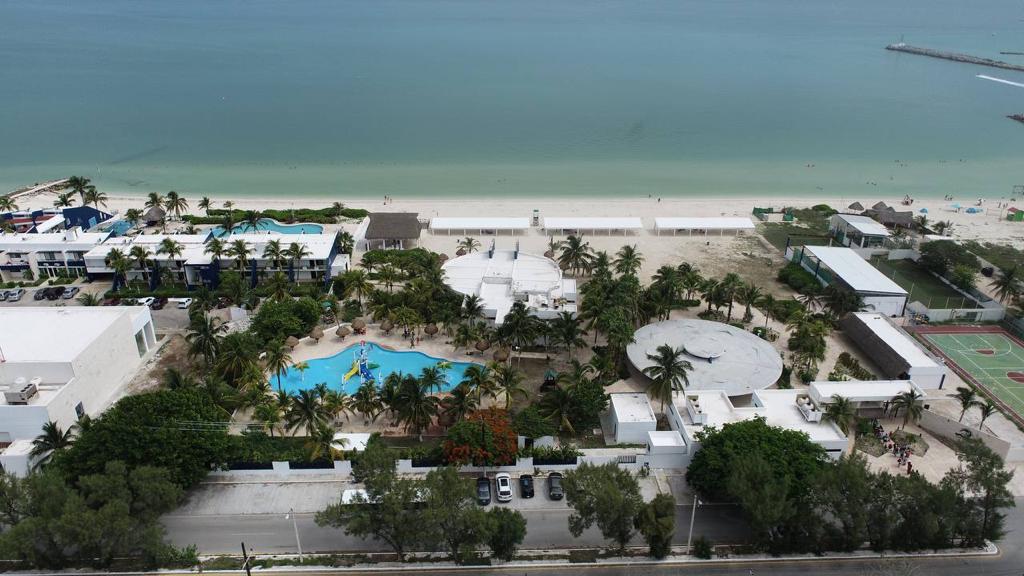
[
  {"xmin": 381, "ymin": 318, "xmax": 394, "ymax": 333},
  {"xmin": 919, "ymin": 208, "xmax": 928, "ymax": 213},
  {"xmin": 492, "ymin": 347, "xmax": 510, "ymax": 363},
  {"xmin": 285, "ymin": 335, "xmax": 300, "ymax": 349},
  {"xmin": 309, "ymin": 326, "xmax": 324, "ymax": 342},
  {"xmin": 456, "ymin": 247, "xmax": 467, "ymax": 256},
  {"xmin": 424, "ymin": 323, "xmax": 438, "ymax": 337},
  {"xmin": 352, "ymin": 317, "xmax": 366, "ymax": 331},
  {"xmin": 847, "ymin": 202, "xmax": 864, "ymax": 211},
  {"xmin": 336, "ymin": 326, "xmax": 352, "ymax": 339},
  {"xmin": 475, "ymin": 339, "xmax": 491, "ymax": 352}
]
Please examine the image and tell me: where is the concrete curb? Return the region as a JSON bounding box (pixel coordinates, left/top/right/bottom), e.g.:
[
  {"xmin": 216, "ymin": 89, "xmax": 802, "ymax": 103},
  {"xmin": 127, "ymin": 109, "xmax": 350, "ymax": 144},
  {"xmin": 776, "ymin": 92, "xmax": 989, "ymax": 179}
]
[{"xmin": 6, "ymin": 542, "xmax": 997, "ymax": 575}]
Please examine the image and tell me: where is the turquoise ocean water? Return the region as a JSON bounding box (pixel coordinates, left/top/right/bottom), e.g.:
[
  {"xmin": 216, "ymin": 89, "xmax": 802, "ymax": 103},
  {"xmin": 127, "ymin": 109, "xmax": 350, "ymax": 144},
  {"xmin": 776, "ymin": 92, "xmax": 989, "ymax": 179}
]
[{"xmin": 1, "ymin": 0, "xmax": 1023, "ymax": 199}]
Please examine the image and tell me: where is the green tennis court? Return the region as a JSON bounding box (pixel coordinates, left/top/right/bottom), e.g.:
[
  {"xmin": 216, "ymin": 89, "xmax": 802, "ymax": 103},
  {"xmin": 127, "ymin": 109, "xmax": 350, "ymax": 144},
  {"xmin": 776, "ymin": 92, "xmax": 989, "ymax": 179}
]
[{"xmin": 917, "ymin": 328, "xmax": 1024, "ymax": 425}]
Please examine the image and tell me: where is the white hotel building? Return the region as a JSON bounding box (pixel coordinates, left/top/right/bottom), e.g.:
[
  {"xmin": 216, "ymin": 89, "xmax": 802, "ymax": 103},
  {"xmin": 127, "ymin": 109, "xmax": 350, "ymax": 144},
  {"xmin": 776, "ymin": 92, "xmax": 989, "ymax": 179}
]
[{"xmin": 0, "ymin": 228, "xmax": 112, "ymax": 282}]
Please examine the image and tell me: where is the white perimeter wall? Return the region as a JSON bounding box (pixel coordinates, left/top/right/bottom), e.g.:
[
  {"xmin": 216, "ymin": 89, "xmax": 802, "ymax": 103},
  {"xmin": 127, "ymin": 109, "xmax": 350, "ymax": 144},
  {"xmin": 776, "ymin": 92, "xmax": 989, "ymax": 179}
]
[
  {"xmin": 863, "ymin": 295, "xmax": 907, "ymax": 318},
  {"xmin": 908, "ymin": 365, "xmax": 947, "ymax": 390}
]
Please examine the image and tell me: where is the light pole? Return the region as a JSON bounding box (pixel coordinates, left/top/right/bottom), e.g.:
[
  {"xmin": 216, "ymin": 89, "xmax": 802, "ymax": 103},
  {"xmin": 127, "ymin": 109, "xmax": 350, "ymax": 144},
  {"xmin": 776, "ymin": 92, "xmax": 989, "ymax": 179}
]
[
  {"xmin": 686, "ymin": 497, "xmax": 702, "ymax": 555},
  {"xmin": 285, "ymin": 508, "xmax": 303, "ymax": 560}
]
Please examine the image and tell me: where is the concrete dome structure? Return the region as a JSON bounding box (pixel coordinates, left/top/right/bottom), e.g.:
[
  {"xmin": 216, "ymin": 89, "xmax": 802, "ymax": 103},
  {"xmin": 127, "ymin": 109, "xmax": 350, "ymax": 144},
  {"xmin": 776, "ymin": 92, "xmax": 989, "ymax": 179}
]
[{"xmin": 626, "ymin": 319, "xmax": 783, "ymax": 397}]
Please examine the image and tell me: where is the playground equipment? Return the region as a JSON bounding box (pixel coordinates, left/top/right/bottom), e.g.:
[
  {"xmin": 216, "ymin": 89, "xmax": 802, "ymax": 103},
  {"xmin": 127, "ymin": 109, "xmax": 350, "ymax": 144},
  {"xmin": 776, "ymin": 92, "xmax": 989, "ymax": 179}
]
[{"xmin": 343, "ymin": 341, "xmax": 378, "ymax": 385}]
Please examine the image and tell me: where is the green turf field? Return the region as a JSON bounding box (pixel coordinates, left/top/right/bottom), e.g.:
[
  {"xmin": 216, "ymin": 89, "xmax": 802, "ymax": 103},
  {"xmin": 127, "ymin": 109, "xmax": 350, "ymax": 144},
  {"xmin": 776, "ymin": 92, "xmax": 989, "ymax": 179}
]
[{"xmin": 920, "ymin": 331, "xmax": 1024, "ymax": 424}]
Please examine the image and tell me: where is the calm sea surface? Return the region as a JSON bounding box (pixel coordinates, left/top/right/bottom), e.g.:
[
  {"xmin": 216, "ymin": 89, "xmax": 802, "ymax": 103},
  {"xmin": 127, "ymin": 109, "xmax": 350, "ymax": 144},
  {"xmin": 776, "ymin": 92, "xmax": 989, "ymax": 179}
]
[{"xmin": 1, "ymin": 0, "xmax": 1023, "ymax": 199}]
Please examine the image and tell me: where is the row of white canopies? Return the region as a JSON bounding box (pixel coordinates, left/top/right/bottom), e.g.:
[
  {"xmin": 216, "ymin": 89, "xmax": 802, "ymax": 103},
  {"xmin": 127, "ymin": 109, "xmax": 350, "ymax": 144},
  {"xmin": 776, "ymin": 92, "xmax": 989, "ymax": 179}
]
[{"xmin": 428, "ymin": 216, "xmax": 755, "ymax": 235}]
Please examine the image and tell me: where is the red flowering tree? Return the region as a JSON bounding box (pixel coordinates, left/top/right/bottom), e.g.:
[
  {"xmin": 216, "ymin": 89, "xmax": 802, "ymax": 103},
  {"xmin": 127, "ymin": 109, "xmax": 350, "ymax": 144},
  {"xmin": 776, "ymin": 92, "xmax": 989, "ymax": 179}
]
[{"xmin": 443, "ymin": 407, "xmax": 519, "ymax": 466}]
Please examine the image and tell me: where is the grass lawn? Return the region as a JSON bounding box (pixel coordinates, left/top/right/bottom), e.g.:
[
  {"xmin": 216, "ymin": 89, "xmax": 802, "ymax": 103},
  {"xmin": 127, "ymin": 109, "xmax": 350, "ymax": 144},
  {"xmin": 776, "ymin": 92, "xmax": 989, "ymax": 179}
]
[
  {"xmin": 759, "ymin": 223, "xmax": 831, "ymax": 252},
  {"xmin": 962, "ymin": 240, "xmax": 1024, "ymax": 271},
  {"xmin": 870, "ymin": 257, "xmax": 978, "ymax": 309}
]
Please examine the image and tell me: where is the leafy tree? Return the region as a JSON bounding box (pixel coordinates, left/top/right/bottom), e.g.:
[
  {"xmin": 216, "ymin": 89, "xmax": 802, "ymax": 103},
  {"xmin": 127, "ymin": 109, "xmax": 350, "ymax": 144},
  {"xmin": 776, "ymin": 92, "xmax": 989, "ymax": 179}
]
[
  {"xmin": 421, "ymin": 466, "xmax": 490, "ymax": 562},
  {"xmin": 563, "ymin": 462, "xmax": 644, "ymax": 551},
  {"xmin": 486, "ymin": 507, "xmax": 527, "ymax": 561},
  {"xmin": 315, "ymin": 445, "xmax": 425, "ymax": 560},
  {"xmin": 250, "ymin": 297, "xmax": 320, "ymax": 343},
  {"xmin": 950, "ymin": 264, "xmax": 977, "ymax": 291},
  {"xmin": 727, "ymin": 454, "xmax": 796, "ymax": 550},
  {"xmin": 919, "ymin": 240, "xmax": 980, "ymax": 276},
  {"xmin": 444, "ymin": 408, "xmax": 518, "ymax": 466},
  {"xmin": 811, "ymin": 454, "xmax": 873, "ymax": 551},
  {"xmin": 53, "ymin": 388, "xmax": 232, "ymax": 489},
  {"xmin": 512, "ymin": 405, "xmax": 556, "ymax": 439},
  {"xmin": 635, "ymin": 493, "xmax": 675, "ymax": 558},
  {"xmin": 944, "ymin": 436, "xmax": 1015, "ymax": 545}
]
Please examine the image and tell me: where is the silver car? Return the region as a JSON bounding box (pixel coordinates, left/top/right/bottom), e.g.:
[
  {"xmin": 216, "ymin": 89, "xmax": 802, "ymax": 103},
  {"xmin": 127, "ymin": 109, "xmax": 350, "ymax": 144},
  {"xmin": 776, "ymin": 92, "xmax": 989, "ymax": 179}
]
[{"xmin": 6, "ymin": 288, "xmax": 25, "ymax": 302}]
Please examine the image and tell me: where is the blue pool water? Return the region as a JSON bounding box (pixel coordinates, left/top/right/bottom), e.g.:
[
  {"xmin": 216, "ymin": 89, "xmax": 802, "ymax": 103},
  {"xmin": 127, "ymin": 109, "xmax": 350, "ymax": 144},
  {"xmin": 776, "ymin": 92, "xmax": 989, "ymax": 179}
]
[
  {"xmin": 213, "ymin": 219, "xmax": 324, "ymax": 237},
  {"xmin": 273, "ymin": 342, "xmax": 480, "ymax": 395}
]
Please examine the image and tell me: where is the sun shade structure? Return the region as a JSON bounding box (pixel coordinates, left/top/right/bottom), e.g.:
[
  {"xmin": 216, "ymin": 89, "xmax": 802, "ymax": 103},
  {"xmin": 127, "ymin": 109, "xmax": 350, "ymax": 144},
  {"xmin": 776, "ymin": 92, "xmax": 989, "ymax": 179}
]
[
  {"xmin": 653, "ymin": 217, "xmax": 755, "ymax": 235},
  {"xmin": 840, "ymin": 312, "xmax": 948, "ymax": 389},
  {"xmin": 808, "ymin": 380, "xmax": 927, "ymax": 406},
  {"xmin": 542, "ymin": 217, "xmax": 642, "ymax": 235},
  {"xmin": 357, "ymin": 213, "xmax": 421, "ymax": 249},
  {"xmin": 626, "ymin": 319, "xmax": 783, "ymax": 397},
  {"xmin": 429, "ymin": 217, "xmax": 530, "ymax": 235}
]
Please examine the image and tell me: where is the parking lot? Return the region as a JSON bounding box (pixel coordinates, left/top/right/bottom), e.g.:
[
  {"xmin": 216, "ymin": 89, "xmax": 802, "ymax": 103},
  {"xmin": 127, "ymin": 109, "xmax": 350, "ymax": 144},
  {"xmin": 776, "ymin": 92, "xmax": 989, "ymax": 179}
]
[{"xmin": 0, "ymin": 281, "xmax": 192, "ymax": 331}]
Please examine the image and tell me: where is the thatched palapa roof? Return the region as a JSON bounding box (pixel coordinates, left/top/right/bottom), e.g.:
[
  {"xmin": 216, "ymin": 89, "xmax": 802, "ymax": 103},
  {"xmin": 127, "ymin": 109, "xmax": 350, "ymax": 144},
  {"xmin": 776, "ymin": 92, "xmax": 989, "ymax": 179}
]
[
  {"xmin": 364, "ymin": 212, "xmax": 421, "ymax": 240},
  {"xmin": 285, "ymin": 335, "xmax": 300, "ymax": 348},
  {"xmin": 847, "ymin": 202, "xmax": 864, "ymax": 211}
]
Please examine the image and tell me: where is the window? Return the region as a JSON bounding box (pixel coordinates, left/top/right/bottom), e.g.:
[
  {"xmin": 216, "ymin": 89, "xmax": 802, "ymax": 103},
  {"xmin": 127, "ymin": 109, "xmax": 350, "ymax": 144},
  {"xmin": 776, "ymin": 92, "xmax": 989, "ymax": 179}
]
[
  {"xmin": 134, "ymin": 330, "xmax": 147, "ymax": 357},
  {"xmin": 75, "ymin": 402, "xmax": 85, "ymax": 419}
]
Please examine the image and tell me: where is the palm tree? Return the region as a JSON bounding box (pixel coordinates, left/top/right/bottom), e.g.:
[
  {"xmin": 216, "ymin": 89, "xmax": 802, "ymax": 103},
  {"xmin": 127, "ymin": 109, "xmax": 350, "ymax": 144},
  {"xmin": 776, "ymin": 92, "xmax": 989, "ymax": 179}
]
[
  {"xmin": 124, "ymin": 208, "xmax": 142, "ymax": 230},
  {"xmin": 549, "ymin": 311, "xmax": 587, "ymax": 360},
  {"xmin": 352, "ymin": 380, "xmax": 382, "ymax": 424},
  {"xmin": 53, "ymin": 192, "xmax": 76, "ymax": 208},
  {"xmin": 443, "ymin": 384, "xmax": 479, "ymax": 423},
  {"xmin": 105, "ymin": 248, "xmax": 130, "ymax": 288},
  {"xmin": 492, "ymin": 363, "xmax": 528, "ymax": 409},
  {"xmin": 284, "ymin": 242, "xmax": 311, "ymax": 273},
  {"xmin": 204, "ymin": 237, "xmax": 226, "ymax": 268},
  {"xmin": 65, "ymin": 175, "xmax": 92, "ymax": 202},
  {"xmin": 163, "ymin": 367, "xmax": 197, "ymax": 390},
  {"xmin": 157, "ymin": 238, "xmax": 184, "ymax": 260},
  {"xmin": 129, "ymin": 245, "xmax": 152, "ymax": 284},
  {"xmin": 262, "ymin": 239, "xmax": 286, "ymax": 270},
  {"xmin": 914, "ymin": 214, "xmax": 929, "ymax": 232},
  {"xmin": 253, "ymin": 402, "xmax": 284, "ymax": 437},
  {"xmin": 457, "ymin": 237, "xmax": 481, "ymax": 254},
  {"xmin": 557, "ymin": 234, "xmax": 595, "ymax": 277},
  {"xmin": 798, "ymin": 286, "xmax": 824, "ymax": 311},
  {"xmin": 198, "ymin": 196, "xmax": 212, "ymax": 215},
  {"xmin": 642, "ymin": 344, "xmax": 693, "ymax": 410},
  {"xmin": 144, "ymin": 192, "xmax": 164, "ymax": 211},
  {"xmin": 29, "ymin": 421, "xmax": 75, "ymax": 468},
  {"xmin": 264, "ymin": 340, "xmax": 293, "ymax": 389},
  {"xmin": 164, "ymin": 191, "xmax": 189, "ymax": 220},
  {"xmin": 322, "ymin": 389, "xmax": 352, "ymax": 424},
  {"xmin": 241, "ymin": 210, "xmax": 263, "ymax": 232},
  {"xmin": 285, "ymin": 389, "xmax": 328, "ymax": 435},
  {"xmin": 893, "ymin": 390, "xmax": 923, "ymax": 430},
  {"xmin": 75, "ymin": 292, "xmax": 102, "ymax": 306},
  {"xmin": 228, "ymin": 239, "xmax": 251, "ymax": 271},
  {"xmin": 539, "ymin": 386, "xmax": 575, "ymax": 434},
  {"xmin": 719, "ymin": 273, "xmax": 743, "ymax": 321},
  {"xmin": 544, "ymin": 236, "xmax": 563, "ymax": 259},
  {"xmin": 375, "ymin": 265, "xmax": 400, "ymax": 292},
  {"xmin": 978, "ymin": 400, "xmax": 998, "ymax": 428},
  {"xmin": 823, "ymin": 395, "xmax": 856, "ymax": 436},
  {"xmin": 933, "ymin": 220, "xmax": 953, "ymax": 236},
  {"xmin": 460, "ymin": 363, "xmax": 496, "ymax": 402},
  {"xmin": 342, "ymin": 269, "xmax": 373, "ymax": 304},
  {"xmin": 462, "ymin": 294, "xmax": 485, "ymax": 320},
  {"xmin": 822, "ymin": 285, "xmax": 866, "ymax": 318},
  {"xmin": 293, "ymin": 361, "xmax": 310, "ymax": 384},
  {"xmin": 953, "ymin": 386, "xmax": 980, "ymax": 422},
  {"xmin": 266, "ymin": 272, "xmax": 291, "ymax": 301},
  {"xmin": 82, "ymin": 188, "xmax": 108, "ymax": 209},
  {"xmin": 395, "ymin": 377, "xmax": 440, "ymax": 440},
  {"xmin": 223, "ymin": 200, "xmax": 234, "ymax": 211},
  {"xmin": 991, "ymin": 265, "xmax": 1021, "ymax": 304},
  {"xmin": 497, "ymin": 301, "xmax": 545, "ymax": 365},
  {"xmin": 613, "ymin": 245, "xmax": 644, "ymax": 277},
  {"xmin": 735, "ymin": 283, "xmax": 764, "ymax": 323},
  {"xmin": 186, "ymin": 314, "xmax": 226, "ymax": 365},
  {"xmin": 306, "ymin": 422, "xmax": 346, "ymax": 461},
  {"xmin": 0, "ymin": 197, "xmax": 19, "ymax": 212}
]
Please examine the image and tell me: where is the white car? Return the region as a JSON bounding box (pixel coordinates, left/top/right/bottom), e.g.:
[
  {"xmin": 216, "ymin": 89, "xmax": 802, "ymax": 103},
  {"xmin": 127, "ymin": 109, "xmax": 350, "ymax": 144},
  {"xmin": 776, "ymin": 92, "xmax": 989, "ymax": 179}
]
[
  {"xmin": 494, "ymin": 473, "xmax": 513, "ymax": 503},
  {"xmin": 176, "ymin": 297, "xmax": 194, "ymax": 309},
  {"xmin": 136, "ymin": 297, "xmax": 155, "ymax": 307}
]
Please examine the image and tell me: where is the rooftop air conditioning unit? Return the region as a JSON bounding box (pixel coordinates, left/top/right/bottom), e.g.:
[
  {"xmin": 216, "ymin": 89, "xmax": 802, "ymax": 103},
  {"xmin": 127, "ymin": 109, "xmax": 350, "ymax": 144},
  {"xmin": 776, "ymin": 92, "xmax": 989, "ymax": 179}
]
[{"xmin": 4, "ymin": 378, "xmax": 39, "ymax": 405}]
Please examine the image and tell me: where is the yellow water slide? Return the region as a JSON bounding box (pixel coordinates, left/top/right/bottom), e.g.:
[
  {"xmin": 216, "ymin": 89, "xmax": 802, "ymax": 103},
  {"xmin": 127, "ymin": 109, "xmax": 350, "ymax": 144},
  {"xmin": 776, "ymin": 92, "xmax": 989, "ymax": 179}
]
[{"xmin": 343, "ymin": 361, "xmax": 360, "ymax": 382}]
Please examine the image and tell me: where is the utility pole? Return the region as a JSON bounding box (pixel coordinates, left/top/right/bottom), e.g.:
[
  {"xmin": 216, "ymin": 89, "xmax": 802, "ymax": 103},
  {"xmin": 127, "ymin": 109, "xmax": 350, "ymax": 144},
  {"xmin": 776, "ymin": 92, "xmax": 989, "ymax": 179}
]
[
  {"xmin": 686, "ymin": 497, "xmax": 702, "ymax": 555},
  {"xmin": 240, "ymin": 542, "xmax": 253, "ymax": 576},
  {"xmin": 285, "ymin": 508, "xmax": 303, "ymax": 560}
]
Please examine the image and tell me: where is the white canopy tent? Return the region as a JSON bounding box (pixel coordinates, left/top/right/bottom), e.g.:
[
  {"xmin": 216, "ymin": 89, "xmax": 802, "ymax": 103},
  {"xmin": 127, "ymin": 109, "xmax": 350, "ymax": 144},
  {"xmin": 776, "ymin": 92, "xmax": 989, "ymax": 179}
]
[
  {"xmin": 654, "ymin": 217, "xmax": 756, "ymax": 235},
  {"xmin": 429, "ymin": 217, "xmax": 530, "ymax": 235},
  {"xmin": 542, "ymin": 217, "xmax": 643, "ymax": 235}
]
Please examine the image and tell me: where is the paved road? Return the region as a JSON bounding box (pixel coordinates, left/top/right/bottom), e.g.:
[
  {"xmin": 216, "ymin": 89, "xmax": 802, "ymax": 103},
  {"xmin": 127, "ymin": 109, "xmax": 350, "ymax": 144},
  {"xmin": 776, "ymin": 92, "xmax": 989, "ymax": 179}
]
[{"xmin": 163, "ymin": 503, "xmax": 749, "ymax": 556}]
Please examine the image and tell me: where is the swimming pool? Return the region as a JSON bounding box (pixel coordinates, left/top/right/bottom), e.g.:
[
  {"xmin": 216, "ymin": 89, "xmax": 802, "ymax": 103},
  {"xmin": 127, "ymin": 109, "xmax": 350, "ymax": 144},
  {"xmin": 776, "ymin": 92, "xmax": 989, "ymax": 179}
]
[
  {"xmin": 273, "ymin": 342, "xmax": 480, "ymax": 395},
  {"xmin": 213, "ymin": 218, "xmax": 324, "ymax": 237}
]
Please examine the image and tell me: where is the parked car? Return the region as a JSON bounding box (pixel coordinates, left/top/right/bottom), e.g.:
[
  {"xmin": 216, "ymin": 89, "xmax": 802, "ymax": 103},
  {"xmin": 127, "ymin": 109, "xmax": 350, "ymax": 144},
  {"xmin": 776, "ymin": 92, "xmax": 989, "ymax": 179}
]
[
  {"xmin": 519, "ymin": 474, "xmax": 535, "ymax": 498},
  {"xmin": 61, "ymin": 286, "xmax": 80, "ymax": 299},
  {"xmin": 0, "ymin": 290, "xmax": 9, "ymax": 302},
  {"xmin": 44, "ymin": 287, "xmax": 64, "ymax": 300},
  {"xmin": 33, "ymin": 289, "xmax": 48, "ymax": 301},
  {"xmin": 177, "ymin": 297, "xmax": 194, "ymax": 309},
  {"xmin": 547, "ymin": 472, "xmax": 564, "ymax": 500},
  {"xmin": 102, "ymin": 297, "xmax": 121, "ymax": 306},
  {"xmin": 6, "ymin": 288, "xmax": 25, "ymax": 302},
  {"xmin": 476, "ymin": 477, "xmax": 491, "ymax": 506},
  {"xmin": 136, "ymin": 297, "xmax": 155, "ymax": 307},
  {"xmin": 495, "ymin": 473, "xmax": 513, "ymax": 503},
  {"xmin": 150, "ymin": 297, "xmax": 168, "ymax": 310}
]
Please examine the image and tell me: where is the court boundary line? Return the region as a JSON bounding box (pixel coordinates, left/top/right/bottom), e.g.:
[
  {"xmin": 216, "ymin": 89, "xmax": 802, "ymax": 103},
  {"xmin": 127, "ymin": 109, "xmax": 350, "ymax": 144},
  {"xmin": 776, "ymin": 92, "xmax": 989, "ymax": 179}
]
[{"xmin": 944, "ymin": 334, "xmax": 1024, "ymax": 412}]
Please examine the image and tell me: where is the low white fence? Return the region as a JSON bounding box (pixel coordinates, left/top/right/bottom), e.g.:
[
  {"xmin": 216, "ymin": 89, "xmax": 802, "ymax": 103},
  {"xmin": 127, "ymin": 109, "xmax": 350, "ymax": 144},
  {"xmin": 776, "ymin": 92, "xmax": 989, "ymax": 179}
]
[{"xmin": 917, "ymin": 410, "xmax": 1019, "ymax": 462}]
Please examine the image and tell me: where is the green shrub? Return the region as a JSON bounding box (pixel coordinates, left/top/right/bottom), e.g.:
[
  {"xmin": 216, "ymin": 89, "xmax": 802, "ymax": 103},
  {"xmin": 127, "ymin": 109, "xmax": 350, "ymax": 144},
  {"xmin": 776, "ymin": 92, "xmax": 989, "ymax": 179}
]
[
  {"xmin": 777, "ymin": 263, "xmax": 819, "ymax": 294},
  {"xmin": 692, "ymin": 535, "xmax": 713, "ymax": 559},
  {"xmin": 771, "ymin": 299, "xmax": 805, "ymax": 323}
]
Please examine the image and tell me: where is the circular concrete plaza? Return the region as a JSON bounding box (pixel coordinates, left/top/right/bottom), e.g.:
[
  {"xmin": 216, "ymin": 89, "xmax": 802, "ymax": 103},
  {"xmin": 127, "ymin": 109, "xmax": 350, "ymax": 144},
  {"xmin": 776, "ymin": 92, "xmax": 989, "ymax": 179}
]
[{"xmin": 626, "ymin": 319, "xmax": 783, "ymax": 397}]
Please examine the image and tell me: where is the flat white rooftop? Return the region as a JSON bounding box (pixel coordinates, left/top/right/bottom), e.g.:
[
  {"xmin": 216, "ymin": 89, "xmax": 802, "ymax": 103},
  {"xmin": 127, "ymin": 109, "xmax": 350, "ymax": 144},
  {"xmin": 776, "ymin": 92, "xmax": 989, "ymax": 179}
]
[
  {"xmin": 809, "ymin": 380, "xmax": 925, "ymax": 404},
  {"xmin": 442, "ymin": 249, "xmax": 571, "ymax": 323},
  {"xmin": 627, "ymin": 319, "xmax": 783, "ymax": 396},
  {"xmin": 654, "ymin": 217, "xmax": 755, "ymax": 230},
  {"xmin": 0, "ymin": 307, "xmax": 149, "ymax": 363},
  {"xmin": 850, "ymin": 313, "xmax": 940, "ymax": 369},
  {"xmin": 610, "ymin": 392, "xmax": 657, "ymax": 424},
  {"xmin": 0, "ymin": 229, "xmax": 110, "ymax": 251},
  {"xmin": 834, "ymin": 214, "xmax": 891, "ymax": 237},
  {"xmin": 648, "ymin": 430, "xmax": 686, "ymax": 448},
  {"xmin": 543, "ymin": 217, "xmax": 643, "ymax": 230},
  {"xmin": 430, "ymin": 217, "xmax": 530, "ymax": 231},
  {"xmin": 677, "ymin": 390, "xmax": 846, "ymax": 444},
  {"xmin": 802, "ymin": 245, "xmax": 907, "ymax": 295}
]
